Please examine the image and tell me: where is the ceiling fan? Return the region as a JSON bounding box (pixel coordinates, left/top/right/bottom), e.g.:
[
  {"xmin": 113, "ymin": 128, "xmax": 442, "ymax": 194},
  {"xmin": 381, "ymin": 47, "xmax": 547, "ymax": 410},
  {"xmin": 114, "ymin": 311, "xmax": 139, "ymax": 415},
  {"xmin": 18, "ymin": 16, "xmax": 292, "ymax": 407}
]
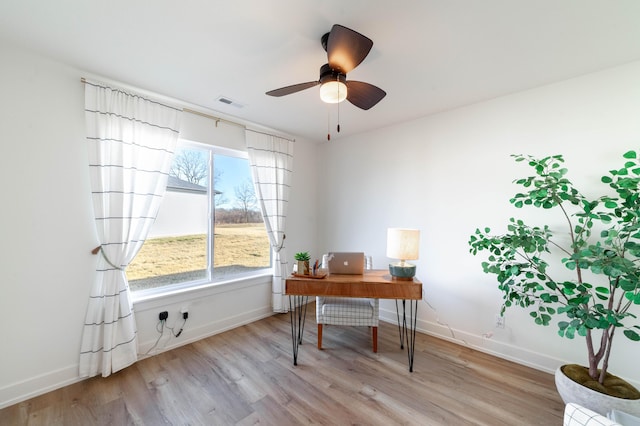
[{"xmin": 265, "ymin": 24, "xmax": 386, "ymax": 111}]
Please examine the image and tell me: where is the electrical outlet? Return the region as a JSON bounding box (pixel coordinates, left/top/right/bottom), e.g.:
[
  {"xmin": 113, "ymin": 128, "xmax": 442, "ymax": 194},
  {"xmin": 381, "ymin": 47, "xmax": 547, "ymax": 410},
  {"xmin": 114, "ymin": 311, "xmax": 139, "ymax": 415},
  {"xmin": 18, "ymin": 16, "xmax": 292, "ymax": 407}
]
[
  {"xmin": 159, "ymin": 311, "xmax": 168, "ymax": 321},
  {"xmin": 495, "ymin": 314, "xmax": 505, "ymax": 329}
]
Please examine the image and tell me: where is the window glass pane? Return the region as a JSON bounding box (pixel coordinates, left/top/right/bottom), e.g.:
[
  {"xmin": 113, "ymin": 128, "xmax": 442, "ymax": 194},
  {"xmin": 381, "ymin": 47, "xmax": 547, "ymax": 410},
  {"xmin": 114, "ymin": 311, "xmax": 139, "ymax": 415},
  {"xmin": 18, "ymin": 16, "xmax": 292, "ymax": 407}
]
[
  {"xmin": 212, "ymin": 154, "xmax": 271, "ymax": 280},
  {"xmin": 128, "ymin": 146, "xmax": 210, "ymax": 291},
  {"xmin": 127, "ymin": 142, "xmax": 271, "ymax": 293}
]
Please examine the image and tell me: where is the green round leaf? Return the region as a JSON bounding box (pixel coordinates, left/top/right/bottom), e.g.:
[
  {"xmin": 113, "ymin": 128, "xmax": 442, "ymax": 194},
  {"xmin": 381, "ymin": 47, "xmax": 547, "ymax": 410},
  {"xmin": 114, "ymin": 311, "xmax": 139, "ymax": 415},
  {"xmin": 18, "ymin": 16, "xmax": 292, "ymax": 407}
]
[{"xmin": 624, "ymin": 329, "xmax": 640, "ymax": 341}]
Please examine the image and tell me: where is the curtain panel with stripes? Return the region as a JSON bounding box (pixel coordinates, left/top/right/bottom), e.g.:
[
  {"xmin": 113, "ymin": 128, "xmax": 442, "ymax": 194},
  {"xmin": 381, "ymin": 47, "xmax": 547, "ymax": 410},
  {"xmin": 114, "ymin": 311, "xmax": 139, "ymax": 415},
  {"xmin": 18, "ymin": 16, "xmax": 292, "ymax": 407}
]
[
  {"xmin": 80, "ymin": 81, "xmax": 182, "ymax": 377},
  {"xmin": 246, "ymin": 131, "xmax": 294, "ymax": 313}
]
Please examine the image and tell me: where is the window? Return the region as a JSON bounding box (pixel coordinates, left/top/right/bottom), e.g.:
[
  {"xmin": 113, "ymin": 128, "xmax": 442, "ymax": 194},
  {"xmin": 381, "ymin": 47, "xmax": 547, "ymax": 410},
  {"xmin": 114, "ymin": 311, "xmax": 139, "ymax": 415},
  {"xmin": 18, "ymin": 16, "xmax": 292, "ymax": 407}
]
[{"xmin": 127, "ymin": 140, "xmax": 271, "ymax": 293}]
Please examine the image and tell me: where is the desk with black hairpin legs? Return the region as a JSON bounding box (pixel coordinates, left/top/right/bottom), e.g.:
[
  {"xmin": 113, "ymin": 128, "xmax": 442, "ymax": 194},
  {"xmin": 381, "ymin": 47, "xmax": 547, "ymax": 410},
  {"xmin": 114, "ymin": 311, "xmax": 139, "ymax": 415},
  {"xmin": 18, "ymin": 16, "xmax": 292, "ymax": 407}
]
[{"xmin": 285, "ymin": 269, "xmax": 422, "ymax": 372}]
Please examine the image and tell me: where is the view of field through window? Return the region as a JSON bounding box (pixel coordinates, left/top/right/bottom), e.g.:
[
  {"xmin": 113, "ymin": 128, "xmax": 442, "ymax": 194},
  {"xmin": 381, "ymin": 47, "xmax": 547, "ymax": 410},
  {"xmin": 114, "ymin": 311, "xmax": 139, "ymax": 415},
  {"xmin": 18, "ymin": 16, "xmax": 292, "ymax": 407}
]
[
  {"xmin": 128, "ymin": 224, "xmax": 270, "ymax": 291},
  {"xmin": 127, "ymin": 143, "xmax": 271, "ymax": 292}
]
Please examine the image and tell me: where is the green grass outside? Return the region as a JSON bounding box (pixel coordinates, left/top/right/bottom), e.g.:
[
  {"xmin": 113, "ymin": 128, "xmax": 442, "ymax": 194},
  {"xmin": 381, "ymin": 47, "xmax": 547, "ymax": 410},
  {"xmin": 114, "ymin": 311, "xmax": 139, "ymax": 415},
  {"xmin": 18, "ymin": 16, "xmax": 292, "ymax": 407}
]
[{"xmin": 127, "ymin": 223, "xmax": 271, "ymax": 282}]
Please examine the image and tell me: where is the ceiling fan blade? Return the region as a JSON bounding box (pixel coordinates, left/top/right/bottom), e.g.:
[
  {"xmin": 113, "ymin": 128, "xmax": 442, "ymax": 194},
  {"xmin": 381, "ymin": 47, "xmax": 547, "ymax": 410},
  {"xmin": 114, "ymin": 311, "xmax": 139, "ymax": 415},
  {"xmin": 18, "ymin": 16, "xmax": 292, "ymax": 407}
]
[
  {"xmin": 326, "ymin": 24, "xmax": 373, "ymax": 74},
  {"xmin": 346, "ymin": 81, "xmax": 386, "ymax": 110},
  {"xmin": 266, "ymin": 81, "xmax": 319, "ymax": 97}
]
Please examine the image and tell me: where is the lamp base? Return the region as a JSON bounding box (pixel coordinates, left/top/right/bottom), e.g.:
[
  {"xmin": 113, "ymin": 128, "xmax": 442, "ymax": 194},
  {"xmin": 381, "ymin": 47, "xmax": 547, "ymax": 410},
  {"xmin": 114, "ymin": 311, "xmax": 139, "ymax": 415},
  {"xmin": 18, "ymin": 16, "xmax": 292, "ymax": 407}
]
[{"xmin": 388, "ymin": 263, "xmax": 416, "ymax": 280}]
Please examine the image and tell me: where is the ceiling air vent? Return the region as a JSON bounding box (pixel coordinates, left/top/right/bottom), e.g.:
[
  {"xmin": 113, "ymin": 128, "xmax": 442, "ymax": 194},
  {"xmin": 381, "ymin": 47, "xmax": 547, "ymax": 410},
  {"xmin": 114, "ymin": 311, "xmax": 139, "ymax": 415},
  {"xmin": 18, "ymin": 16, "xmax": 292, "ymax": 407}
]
[{"xmin": 216, "ymin": 96, "xmax": 245, "ymax": 109}]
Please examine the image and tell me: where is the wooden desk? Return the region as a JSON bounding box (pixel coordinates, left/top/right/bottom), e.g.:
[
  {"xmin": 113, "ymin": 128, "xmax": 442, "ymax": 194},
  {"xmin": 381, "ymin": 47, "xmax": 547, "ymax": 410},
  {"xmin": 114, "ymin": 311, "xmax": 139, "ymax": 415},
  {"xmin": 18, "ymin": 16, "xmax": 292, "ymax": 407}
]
[{"xmin": 285, "ymin": 269, "xmax": 422, "ymax": 371}]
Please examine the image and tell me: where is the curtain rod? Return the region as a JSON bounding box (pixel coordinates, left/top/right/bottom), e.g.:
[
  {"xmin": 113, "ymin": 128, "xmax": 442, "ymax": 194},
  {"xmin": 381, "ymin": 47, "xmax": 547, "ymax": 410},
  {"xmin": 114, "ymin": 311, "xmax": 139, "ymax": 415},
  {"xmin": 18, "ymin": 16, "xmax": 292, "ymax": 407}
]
[
  {"xmin": 184, "ymin": 109, "xmax": 295, "ymax": 142},
  {"xmin": 182, "ymin": 107, "xmax": 246, "ymax": 130},
  {"xmin": 81, "ymin": 77, "xmax": 295, "ymax": 142},
  {"xmin": 246, "ymin": 128, "xmax": 295, "ymax": 143}
]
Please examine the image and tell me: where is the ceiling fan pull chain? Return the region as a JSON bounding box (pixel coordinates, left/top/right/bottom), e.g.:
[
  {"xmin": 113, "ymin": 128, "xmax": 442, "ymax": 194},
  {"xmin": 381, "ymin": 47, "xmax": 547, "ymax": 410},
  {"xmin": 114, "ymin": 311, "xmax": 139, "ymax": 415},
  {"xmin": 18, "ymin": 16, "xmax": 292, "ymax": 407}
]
[
  {"xmin": 327, "ymin": 106, "xmax": 331, "ymax": 141},
  {"xmin": 337, "ymin": 79, "xmax": 341, "ymax": 133}
]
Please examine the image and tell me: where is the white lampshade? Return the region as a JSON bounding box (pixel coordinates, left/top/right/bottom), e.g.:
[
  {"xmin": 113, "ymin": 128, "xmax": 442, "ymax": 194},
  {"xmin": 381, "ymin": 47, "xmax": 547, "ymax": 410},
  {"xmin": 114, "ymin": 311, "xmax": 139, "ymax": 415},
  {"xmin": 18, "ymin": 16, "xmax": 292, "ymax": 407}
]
[
  {"xmin": 319, "ymin": 80, "xmax": 347, "ymax": 103},
  {"xmin": 387, "ymin": 228, "xmax": 420, "ymax": 261}
]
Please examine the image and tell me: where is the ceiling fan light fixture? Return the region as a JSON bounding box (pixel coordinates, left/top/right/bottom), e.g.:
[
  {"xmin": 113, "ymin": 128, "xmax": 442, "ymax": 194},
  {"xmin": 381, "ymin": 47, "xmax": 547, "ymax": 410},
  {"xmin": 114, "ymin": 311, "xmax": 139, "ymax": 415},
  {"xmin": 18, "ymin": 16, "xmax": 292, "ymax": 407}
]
[{"xmin": 319, "ymin": 80, "xmax": 347, "ymax": 103}]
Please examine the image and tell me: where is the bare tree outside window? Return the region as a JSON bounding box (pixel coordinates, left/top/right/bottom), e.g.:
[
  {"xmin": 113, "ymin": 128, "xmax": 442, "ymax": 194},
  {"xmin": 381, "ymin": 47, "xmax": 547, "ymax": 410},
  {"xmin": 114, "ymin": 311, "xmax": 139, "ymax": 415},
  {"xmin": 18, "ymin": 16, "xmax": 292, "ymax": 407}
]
[
  {"xmin": 213, "ymin": 172, "xmax": 229, "ymax": 207},
  {"xmin": 170, "ymin": 150, "xmax": 207, "ymax": 184},
  {"xmin": 170, "ymin": 149, "xmax": 229, "ymax": 206},
  {"xmin": 234, "ymin": 178, "xmax": 257, "ymax": 223}
]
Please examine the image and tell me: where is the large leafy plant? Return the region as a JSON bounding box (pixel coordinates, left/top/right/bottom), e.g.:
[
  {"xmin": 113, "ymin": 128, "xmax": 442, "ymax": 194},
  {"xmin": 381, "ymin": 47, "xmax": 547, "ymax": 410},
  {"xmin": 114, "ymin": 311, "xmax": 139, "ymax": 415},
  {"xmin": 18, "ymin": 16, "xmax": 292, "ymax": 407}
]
[{"xmin": 469, "ymin": 151, "xmax": 640, "ymax": 386}]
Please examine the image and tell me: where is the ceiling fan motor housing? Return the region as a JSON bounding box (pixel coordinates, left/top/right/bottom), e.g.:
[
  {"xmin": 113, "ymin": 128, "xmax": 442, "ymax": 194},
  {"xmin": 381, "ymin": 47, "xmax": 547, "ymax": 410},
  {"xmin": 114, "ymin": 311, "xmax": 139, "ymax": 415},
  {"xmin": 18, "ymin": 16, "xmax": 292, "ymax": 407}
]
[
  {"xmin": 321, "ymin": 32, "xmax": 331, "ymax": 52},
  {"xmin": 319, "ymin": 63, "xmax": 346, "ymax": 85}
]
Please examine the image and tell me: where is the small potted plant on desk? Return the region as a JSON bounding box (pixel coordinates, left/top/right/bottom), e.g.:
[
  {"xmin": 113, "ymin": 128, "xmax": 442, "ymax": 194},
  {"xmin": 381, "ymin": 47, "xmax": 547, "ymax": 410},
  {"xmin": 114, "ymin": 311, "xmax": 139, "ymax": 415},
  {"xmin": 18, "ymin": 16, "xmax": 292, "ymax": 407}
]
[
  {"xmin": 295, "ymin": 252, "xmax": 310, "ymax": 275},
  {"xmin": 469, "ymin": 151, "xmax": 640, "ymax": 416}
]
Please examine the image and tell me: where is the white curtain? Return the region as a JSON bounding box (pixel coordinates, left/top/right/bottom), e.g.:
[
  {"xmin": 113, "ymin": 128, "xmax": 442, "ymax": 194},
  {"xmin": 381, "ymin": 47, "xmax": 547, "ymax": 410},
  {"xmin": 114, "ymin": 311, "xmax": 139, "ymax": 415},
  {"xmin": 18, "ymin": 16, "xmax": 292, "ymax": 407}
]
[
  {"xmin": 80, "ymin": 81, "xmax": 182, "ymax": 377},
  {"xmin": 246, "ymin": 131, "xmax": 294, "ymax": 313}
]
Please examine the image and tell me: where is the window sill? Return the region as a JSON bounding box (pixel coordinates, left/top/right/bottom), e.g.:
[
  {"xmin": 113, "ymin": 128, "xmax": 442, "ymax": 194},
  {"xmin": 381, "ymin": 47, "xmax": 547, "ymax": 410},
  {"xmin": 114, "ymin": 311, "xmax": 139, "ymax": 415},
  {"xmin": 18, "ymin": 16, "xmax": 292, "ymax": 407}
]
[{"xmin": 131, "ymin": 269, "xmax": 273, "ymax": 311}]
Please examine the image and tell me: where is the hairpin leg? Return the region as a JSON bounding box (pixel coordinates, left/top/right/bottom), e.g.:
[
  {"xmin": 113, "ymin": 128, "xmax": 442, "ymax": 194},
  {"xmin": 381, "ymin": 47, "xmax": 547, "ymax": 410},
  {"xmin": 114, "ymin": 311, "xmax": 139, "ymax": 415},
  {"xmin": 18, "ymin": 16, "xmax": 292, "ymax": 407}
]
[
  {"xmin": 396, "ymin": 299, "xmax": 418, "ymax": 372},
  {"xmin": 289, "ymin": 295, "xmax": 308, "ymax": 365}
]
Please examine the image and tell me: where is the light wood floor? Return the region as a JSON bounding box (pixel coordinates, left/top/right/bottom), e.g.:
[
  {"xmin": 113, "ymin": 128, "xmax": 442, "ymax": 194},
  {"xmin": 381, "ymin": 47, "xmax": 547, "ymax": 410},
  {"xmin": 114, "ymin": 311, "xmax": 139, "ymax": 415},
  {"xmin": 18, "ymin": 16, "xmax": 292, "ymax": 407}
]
[{"xmin": 1, "ymin": 304, "xmax": 564, "ymax": 425}]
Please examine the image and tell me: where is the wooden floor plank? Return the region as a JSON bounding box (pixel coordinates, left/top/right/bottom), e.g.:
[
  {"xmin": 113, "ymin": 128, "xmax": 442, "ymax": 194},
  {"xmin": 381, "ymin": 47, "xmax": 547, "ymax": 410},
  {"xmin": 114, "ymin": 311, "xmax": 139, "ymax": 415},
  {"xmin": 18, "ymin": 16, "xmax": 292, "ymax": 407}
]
[{"xmin": 0, "ymin": 303, "xmax": 564, "ymax": 425}]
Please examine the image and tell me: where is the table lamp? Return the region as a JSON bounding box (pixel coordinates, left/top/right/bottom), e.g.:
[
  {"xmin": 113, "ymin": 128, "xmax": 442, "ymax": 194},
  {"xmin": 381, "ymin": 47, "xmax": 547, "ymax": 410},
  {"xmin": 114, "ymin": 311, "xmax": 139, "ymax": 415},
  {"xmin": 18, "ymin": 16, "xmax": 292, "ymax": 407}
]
[{"xmin": 387, "ymin": 228, "xmax": 420, "ymax": 280}]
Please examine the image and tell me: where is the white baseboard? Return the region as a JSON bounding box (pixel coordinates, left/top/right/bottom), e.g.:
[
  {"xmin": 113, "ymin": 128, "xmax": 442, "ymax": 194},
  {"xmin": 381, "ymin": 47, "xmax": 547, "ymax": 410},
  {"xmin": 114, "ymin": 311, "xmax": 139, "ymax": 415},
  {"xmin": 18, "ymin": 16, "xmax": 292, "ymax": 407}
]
[
  {"xmin": 5, "ymin": 305, "xmax": 636, "ymax": 410},
  {"xmin": 0, "ymin": 364, "xmax": 83, "ymax": 410},
  {"xmin": 380, "ymin": 306, "xmax": 640, "ymax": 389},
  {"xmin": 379, "ymin": 306, "xmax": 564, "ymax": 375},
  {"xmin": 138, "ymin": 306, "xmax": 274, "ymax": 356},
  {"xmin": 0, "ymin": 306, "xmax": 273, "ymax": 410}
]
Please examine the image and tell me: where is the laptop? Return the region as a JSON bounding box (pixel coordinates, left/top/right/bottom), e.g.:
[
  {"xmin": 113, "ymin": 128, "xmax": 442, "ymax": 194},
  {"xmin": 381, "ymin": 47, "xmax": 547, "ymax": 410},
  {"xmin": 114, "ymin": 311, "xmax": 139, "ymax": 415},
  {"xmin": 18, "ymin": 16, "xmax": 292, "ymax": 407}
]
[{"xmin": 327, "ymin": 252, "xmax": 365, "ymax": 275}]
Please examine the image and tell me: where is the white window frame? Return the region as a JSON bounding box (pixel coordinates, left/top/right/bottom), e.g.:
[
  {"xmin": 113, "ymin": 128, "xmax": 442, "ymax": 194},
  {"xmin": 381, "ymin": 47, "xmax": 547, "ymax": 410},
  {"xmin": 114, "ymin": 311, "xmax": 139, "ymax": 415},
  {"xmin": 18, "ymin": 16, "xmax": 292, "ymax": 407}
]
[{"xmin": 130, "ymin": 139, "xmax": 272, "ymax": 301}]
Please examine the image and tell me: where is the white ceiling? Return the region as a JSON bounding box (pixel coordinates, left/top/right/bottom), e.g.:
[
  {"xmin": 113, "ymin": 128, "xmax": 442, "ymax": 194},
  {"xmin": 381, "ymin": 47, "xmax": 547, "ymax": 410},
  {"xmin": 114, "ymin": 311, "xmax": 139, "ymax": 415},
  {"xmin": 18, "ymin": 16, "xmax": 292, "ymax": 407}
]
[{"xmin": 1, "ymin": 1, "xmax": 640, "ymax": 143}]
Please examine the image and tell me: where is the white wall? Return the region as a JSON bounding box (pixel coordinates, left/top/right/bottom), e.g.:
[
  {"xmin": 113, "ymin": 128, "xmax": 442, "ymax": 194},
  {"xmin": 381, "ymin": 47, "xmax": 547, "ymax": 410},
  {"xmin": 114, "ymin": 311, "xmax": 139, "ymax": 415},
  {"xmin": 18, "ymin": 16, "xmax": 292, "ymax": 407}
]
[
  {"xmin": 317, "ymin": 60, "xmax": 640, "ymax": 387},
  {"xmin": 0, "ymin": 40, "xmax": 96, "ymax": 409},
  {"xmin": 0, "ymin": 39, "xmax": 318, "ymax": 408}
]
